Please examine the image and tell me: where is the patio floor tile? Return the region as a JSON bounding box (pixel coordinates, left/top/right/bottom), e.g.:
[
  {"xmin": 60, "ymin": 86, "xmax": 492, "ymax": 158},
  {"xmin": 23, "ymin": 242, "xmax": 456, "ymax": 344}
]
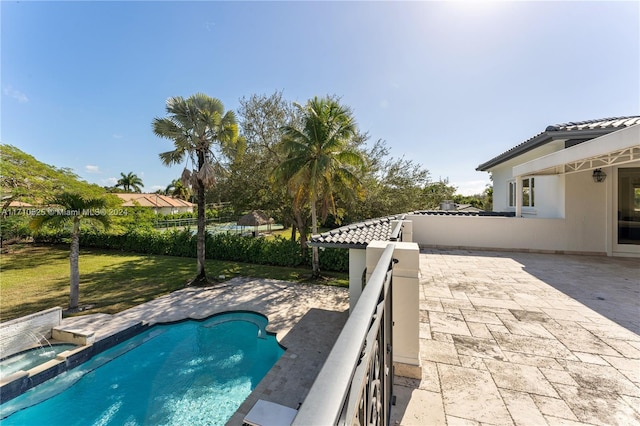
[
  {"xmin": 390, "ymin": 387, "xmax": 446, "ymax": 426},
  {"xmin": 393, "ymin": 249, "xmax": 640, "ymax": 426},
  {"xmin": 484, "ymin": 359, "xmax": 559, "ymax": 398},
  {"xmin": 499, "ymin": 389, "xmax": 548, "ymax": 426},
  {"xmin": 429, "ymin": 311, "xmax": 472, "ymax": 336},
  {"xmin": 452, "ymin": 335, "xmax": 506, "ymax": 360},
  {"xmin": 438, "ymin": 363, "xmax": 513, "ymax": 425},
  {"xmin": 530, "ymin": 394, "xmax": 578, "ymax": 421}
]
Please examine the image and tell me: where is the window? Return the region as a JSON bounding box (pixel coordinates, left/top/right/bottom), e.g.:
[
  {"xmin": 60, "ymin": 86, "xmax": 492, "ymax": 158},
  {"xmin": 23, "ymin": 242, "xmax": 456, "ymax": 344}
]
[
  {"xmin": 522, "ymin": 177, "xmax": 535, "ymax": 207},
  {"xmin": 508, "ymin": 181, "xmax": 516, "ymax": 207},
  {"xmin": 507, "ymin": 178, "xmax": 535, "ymax": 208}
]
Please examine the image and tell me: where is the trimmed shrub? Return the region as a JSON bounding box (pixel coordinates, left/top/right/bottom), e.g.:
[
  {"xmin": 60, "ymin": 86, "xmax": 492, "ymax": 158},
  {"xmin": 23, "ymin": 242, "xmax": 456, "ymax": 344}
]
[{"xmin": 33, "ymin": 229, "xmax": 349, "ymax": 272}]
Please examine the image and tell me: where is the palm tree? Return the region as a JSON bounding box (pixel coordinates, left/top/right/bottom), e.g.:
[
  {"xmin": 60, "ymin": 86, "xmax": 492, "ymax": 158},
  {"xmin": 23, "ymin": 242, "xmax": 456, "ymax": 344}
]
[
  {"xmin": 274, "ymin": 96, "xmax": 365, "ymax": 277},
  {"xmin": 164, "ymin": 178, "xmax": 191, "ymax": 201},
  {"xmin": 153, "ymin": 93, "xmax": 239, "ymax": 285},
  {"xmin": 115, "ymin": 172, "xmax": 144, "ymax": 193},
  {"xmin": 29, "ymin": 192, "xmax": 110, "ymax": 310}
]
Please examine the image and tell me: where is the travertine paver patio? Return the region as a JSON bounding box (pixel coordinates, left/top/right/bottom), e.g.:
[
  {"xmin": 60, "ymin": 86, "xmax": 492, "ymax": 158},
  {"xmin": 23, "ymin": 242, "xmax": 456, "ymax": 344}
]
[{"xmin": 392, "ymin": 249, "xmax": 640, "ymax": 426}]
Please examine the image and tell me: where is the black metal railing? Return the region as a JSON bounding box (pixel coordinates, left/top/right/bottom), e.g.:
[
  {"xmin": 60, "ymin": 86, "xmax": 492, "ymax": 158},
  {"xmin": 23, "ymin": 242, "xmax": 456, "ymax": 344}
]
[{"xmin": 293, "ymin": 244, "xmax": 395, "ymax": 425}]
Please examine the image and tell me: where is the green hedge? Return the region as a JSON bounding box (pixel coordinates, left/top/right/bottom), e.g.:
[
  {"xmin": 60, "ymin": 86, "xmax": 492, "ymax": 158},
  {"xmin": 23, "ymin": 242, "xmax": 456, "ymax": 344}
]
[{"xmin": 33, "ymin": 229, "xmax": 349, "ymax": 272}]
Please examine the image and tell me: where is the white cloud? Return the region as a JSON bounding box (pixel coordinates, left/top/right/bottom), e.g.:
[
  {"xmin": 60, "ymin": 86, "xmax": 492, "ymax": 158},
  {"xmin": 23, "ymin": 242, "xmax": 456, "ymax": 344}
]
[
  {"xmin": 103, "ymin": 177, "xmax": 118, "ymax": 186},
  {"xmin": 85, "ymin": 165, "xmax": 101, "ymax": 173},
  {"xmin": 455, "ymin": 180, "xmax": 491, "ymax": 196},
  {"xmin": 379, "ymin": 99, "xmax": 389, "ymax": 109},
  {"xmin": 112, "ymin": 134, "xmax": 123, "ymax": 139},
  {"xmin": 3, "ymin": 85, "xmax": 28, "ymax": 103},
  {"xmin": 151, "ymin": 185, "xmax": 164, "ymax": 192}
]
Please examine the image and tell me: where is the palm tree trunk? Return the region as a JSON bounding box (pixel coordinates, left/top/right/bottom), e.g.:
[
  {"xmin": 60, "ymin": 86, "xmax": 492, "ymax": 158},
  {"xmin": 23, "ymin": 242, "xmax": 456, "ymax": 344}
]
[
  {"xmin": 293, "ymin": 211, "xmax": 307, "ymax": 255},
  {"xmin": 69, "ymin": 218, "xmax": 81, "ymax": 309},
  {"xmin": 310, "ymin": 195, "xmax": 320, "ymax": 278},
  {"xmin": 193, "ymin": 154, "xmax": 208, "ymax": 285}
]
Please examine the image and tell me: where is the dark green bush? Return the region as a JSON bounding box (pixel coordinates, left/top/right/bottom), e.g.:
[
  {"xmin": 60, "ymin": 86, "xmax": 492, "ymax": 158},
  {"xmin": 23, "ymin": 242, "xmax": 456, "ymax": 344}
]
[
  {"xmin": 317, "ymin": 247, "xmax": 349, "ymax": 272},
  {"xmin": 33, "ymin": 229, "xmax": 349, "ymax": 272}
]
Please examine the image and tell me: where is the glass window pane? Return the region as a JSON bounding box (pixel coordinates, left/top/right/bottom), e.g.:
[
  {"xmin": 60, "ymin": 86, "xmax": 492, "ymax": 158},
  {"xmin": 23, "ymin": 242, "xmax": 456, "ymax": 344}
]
[{"xmin": 618, "ymin": 168, "xmax": 640, "ymax": 245}]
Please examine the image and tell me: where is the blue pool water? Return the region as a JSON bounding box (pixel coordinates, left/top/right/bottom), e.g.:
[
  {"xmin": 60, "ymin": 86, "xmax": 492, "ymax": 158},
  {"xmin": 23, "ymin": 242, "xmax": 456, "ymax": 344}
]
[
  {"xmin": 0, "ymin": 312, "xmax": 284, "ymax": 425},
  {"xmin": 0, "ymin": 344, "xmax": 77, "ymax": 380}
]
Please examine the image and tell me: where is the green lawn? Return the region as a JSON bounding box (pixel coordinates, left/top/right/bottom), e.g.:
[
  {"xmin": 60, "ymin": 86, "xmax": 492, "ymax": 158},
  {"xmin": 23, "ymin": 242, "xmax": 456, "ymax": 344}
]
[{"xmin": 0, "ymin": 244, "xmax": 348, "ymax": 322}]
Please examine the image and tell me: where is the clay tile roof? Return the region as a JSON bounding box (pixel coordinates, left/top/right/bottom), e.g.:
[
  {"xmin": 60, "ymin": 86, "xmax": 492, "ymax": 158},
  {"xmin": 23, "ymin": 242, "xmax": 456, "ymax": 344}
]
[
  {"xmin": 113, "ymin": 193, "xmax": 194, "ymax": 208},
  {"xmin": 309, "ymin": 215, "xmax": 402, "ymax": 249},
  {"xmin": 477, "ymin": 116, "xmax": 640, "ymax": 171}
]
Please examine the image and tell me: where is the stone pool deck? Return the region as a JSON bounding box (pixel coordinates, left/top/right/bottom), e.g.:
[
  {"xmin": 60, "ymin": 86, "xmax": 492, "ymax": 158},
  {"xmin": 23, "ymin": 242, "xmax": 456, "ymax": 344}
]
[{"xmin": 54, "ymin": 250, "xmax": 640, "ymax": 425}]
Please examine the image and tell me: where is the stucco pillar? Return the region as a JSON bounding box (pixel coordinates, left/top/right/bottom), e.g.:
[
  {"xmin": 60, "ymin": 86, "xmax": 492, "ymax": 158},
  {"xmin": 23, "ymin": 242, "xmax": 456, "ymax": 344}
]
[
  {"xmin": 515, "ymin": 175, "xmax": 523, "ymax": 217},
  {"xmin": 366, "ymin": 241, "xmax": 422, "ymax": 379}
]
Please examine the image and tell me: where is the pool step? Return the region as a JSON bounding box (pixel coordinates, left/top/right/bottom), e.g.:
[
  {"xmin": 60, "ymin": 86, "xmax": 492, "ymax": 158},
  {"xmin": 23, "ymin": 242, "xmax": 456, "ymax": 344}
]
[{"xmin": 52, "ymin": 328, "xmax": 95, "ymax": 346}]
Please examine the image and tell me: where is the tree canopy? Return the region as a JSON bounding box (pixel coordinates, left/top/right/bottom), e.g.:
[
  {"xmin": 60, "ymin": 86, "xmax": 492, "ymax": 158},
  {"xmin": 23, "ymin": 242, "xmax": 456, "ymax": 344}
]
[{"xmin": 0, "ymin": 144, "xmax": 106, "ymax": 208}]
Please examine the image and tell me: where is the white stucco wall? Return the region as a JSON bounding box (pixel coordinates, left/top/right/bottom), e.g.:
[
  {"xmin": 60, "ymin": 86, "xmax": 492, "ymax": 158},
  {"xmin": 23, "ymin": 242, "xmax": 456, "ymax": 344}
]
[{"xmin": 407, "ymin": 214, "xmax": 577, "ymax": 253}]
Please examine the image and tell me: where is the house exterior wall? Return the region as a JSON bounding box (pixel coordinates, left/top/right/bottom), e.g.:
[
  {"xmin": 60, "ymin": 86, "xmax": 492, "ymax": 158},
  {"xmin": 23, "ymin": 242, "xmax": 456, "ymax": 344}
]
[
  {"xmin": 408, "ymin": 162, "xmax": 638, "ymax": 256},
  {"xmin": 155, "ymin": 206, "xmax": 194, "ymax": 215},
  {"xmin": 564, "ymin": 167, "xmax": 609, "ymax": 253},
  {"xmin": 490, "ymin": 141, "xmax": 565, "ymax": 217}
]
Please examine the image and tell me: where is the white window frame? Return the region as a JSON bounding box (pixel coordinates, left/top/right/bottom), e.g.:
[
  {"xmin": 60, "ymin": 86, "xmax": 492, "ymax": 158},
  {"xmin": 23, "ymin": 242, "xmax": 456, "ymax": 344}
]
[
  {"xmin": 508, "ymin": 177, "xmax": 535, "ymax": 209},
  {"xmin": 507, "ymin": 180, "xmax": 517, "ymax": 208},
  {"xmin": 522, "ymin": 177, "xmax": 535, "ymax": 208}
]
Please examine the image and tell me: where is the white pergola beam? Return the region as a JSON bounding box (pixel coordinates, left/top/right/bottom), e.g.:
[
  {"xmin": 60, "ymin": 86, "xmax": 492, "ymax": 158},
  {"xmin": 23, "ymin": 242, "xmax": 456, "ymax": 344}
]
[{"xmin": 513, "ymin": 124, "xmax": 640, "ymax": 177}]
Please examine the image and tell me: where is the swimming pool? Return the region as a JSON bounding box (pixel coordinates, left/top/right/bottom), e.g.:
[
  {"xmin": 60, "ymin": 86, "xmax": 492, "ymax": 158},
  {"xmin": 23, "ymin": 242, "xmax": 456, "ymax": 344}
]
[{"xmin": 0, "ymin": 312, "xmax": 284, "ymax": 425}]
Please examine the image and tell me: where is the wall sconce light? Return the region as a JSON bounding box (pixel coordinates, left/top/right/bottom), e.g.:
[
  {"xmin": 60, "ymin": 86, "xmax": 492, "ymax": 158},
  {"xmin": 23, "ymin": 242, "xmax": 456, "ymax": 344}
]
[{"xmin": 592, "ymin": 168, "xmax": 607, "ymax": 183}]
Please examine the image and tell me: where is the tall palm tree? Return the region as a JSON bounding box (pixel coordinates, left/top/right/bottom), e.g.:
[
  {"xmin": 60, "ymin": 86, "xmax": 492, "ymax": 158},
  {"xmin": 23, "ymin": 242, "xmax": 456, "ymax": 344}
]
[
  {"xmin": 115, "ymin": 172, "xmax": 144, "ymax": 193},
  {"xmin": 274, "ymin": 96, "xmax": 365, "ymax": 277},
  {"xmin": 153, "ymin": 93, "xmax": 239, "ymax": 285},
  {"xmin": 29, "ymin": 192, "xmax": 110, "ymax": 310}
]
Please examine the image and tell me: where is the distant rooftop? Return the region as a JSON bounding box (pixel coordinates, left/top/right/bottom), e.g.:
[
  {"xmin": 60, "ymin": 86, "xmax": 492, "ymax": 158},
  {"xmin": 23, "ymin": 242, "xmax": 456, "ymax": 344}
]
[
  {"xmin": 113, "ymin": 193, "xmax": 194, "ymax": 208},
  {"xmin": 477, "ymin": 116, "xmax": 640, "ymax": 171}
]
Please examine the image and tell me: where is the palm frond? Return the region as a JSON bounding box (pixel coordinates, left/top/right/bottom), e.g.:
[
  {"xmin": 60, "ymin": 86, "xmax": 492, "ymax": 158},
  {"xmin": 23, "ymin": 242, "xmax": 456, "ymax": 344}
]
[{"xmin": 159, "ymin": 149, "xmax": 186, "ymax": 167}]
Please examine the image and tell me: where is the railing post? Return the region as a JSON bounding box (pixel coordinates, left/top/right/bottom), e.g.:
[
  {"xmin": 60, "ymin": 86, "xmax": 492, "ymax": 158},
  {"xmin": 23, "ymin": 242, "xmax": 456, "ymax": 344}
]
[
  {"xmin": 391, "ymin": 219, "xmax": 413, "ymax": 242},
  {"xmin": 348, "ymin": 249, "xmax": 367, "ymax": 313},
  {"xmin": 367, "ymin": 240, "xmax": 422, "ymax": 379}
]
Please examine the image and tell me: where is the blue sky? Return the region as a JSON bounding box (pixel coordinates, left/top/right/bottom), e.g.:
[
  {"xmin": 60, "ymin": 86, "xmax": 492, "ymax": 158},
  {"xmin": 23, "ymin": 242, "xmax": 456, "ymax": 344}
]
[{"xmin": 2, "ymin": 1, "xmax": 638, "ymax": 196}]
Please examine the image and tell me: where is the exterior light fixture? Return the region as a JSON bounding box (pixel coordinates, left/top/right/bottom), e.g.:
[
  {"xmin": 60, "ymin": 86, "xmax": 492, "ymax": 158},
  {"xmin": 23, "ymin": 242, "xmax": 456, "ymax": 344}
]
[{"xmin": 592, "ymin": 169, "xmax": 606, "ymax": 183}]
